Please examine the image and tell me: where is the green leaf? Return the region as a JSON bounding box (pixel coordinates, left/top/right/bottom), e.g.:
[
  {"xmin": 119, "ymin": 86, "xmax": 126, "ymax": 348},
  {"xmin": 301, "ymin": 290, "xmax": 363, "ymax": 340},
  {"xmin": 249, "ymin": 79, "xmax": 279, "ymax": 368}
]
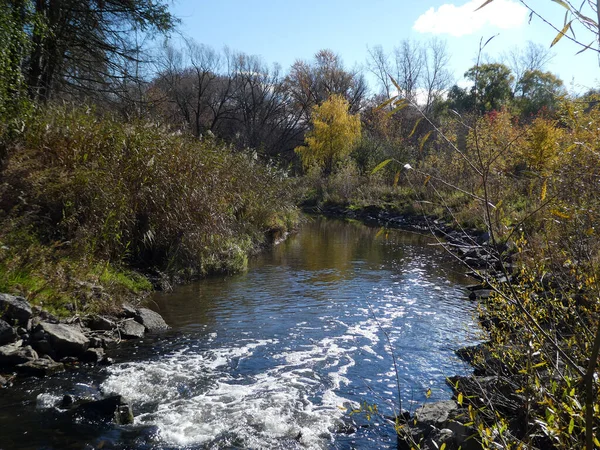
[
  {"xmin": 371, "ymin": 159, "xmax": 393, "ymax": 175},
  {"xmin": 475, "ymin": 0, "xmax": 495, "ymax": 11},
  {"xmin": 568, "ymin": 417, "xmax": 574, "ymax": 434},
  {"xmin": 551, "ymin": 21, "xmax": 572, "ymax": 47}
]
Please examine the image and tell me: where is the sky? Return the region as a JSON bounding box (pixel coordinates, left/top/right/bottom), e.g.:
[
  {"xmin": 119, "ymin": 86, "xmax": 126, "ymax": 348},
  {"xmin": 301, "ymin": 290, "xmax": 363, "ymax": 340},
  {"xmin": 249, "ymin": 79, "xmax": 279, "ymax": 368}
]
[{"xmin": 169, "ymin": 0, "xmax": 599, "ymax": 95}]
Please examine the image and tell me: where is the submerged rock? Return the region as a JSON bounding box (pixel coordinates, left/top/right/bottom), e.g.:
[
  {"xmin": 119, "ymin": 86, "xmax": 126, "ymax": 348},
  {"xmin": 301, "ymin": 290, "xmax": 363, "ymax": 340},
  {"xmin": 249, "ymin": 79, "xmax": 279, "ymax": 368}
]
[
  {"xmin": 36, "ymin": 322, "xmax": 90, "ymax": 357},
  {"xmin": 0, "ymin": 294, "xmax": 32, "ymax": 327},
  {"xmin": 0, "ymin": 319, "xmax": 17, "ymax": 345},
  {"xmin": 134, "ymin": 308, "xmax": 169, "ymax": 332},
  {"xmin": 80, "ymin": 347, "xmax": 105, "ymax": 364}
]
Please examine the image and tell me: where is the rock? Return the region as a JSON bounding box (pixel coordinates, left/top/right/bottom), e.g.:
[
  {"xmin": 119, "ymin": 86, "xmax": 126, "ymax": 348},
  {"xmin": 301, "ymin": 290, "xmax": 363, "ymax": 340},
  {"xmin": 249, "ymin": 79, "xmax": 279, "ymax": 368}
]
[
  {"xmin": 86, "ymin": 315, "xmax": 116, "ymax": 331},
  {"xmin": 469, "ymin": 289, "xmax": 493, "ymax": 301},
  {"xmin": 121, "ymin": 304, "xmax": 137, "ymax": 318},
  {"xmin": 80, "ymin": 347, "xmax": 105, "ymax": 364},
  {"xmin": 16, "ymin": 358, "xmax": 65, "ymax": 376},
  {"xmin": 120, "ymin": 319, "xmax": 145, "ymax": 339},
  {"xmin": 0, "ymin": 294, "xmax": 32, "ymax": 327},
  {"xmin": 0, "ymin": 319, "xmax": 17, "ymax": 345},
  {"xmin": 31, "ymin": 339, "xmax": 54, "ymax": 358},
  {"xmin": 32, "ymin": 307, "xmax": 59, "ymax": 324},
  {"xmin": 0, "ymin": 342, "xmax": 38, "ymax": 366},
  {"xmin": 99, "ymin": 356, "xmax": 113, "ymax": 366},
  {"xmin": 0, "ymin": 374, "xmax": 6, "ymax": 386},
  {"xmin": 414, "ymin": 400, "xmax": 458, "ymax": 427},
  {"xmin": 73, "ymin": 395, "xmax": 134, "ymax": 425},
  {"xmin": 134, "ymin": 308, "xmax": 168, "ymax": 332},
  {"xmin": 37, "ymin": 322, "xmax": 90, "ymax": 357},
  {"xmin": 88, "ymin": 337, "xmax": 103, "ymax": 348}
]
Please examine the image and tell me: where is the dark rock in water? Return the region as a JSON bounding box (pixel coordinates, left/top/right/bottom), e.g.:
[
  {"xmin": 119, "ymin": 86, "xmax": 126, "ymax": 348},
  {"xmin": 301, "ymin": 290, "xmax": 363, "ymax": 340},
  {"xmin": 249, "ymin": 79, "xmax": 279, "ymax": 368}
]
[
  {"xmin": 469, "ymin": 289, "xmax": 493, "ymax": 301},
  {"xmin": 134, "ymin": 308, "xmax": 169, "ymax": 332},
  {"xmin": 80, "ymin": 347, "xmax": 105, "ymax": 364},
  {"xmin": 0, "ymin": 319, "xmax": 17, "ymax": 345},
  {"xmin": 36, "ymin": 322, "xmax": 90, "ymax": 357},
  {"xmin": 74, "ymin": 395, "xmax": 134, "ymax": 425},
  {"xmin": 0, "ymin": 294, "xmax": 32, "ymax": 327},
  {"xmin": 86, "ymin": 315, "xmax": 116, "ymax": 331},
  {"xmin": 120, "ymin": 319, "xmax": 145, "ymax": 339},
  {"xmin": 0, "ymin": 342, "xmax": 38, "ymax": 366},
  {"xmin": 0, "ymin": 374, "xmax": 6, "ymax": 386},
  {"xmin": 16, "ymin": 358, "xmax": 65, "ymax": 376},
  {"xmin": 99, "ymin": 356, "xmax": 113, "ymax": 366}
]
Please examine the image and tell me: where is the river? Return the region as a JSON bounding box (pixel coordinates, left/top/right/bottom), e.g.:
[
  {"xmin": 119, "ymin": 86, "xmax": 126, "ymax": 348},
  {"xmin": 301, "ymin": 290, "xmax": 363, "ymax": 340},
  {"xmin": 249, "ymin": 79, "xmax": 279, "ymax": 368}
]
[{"xmin": 0, "ymin": 216, "xmax": 481, "ymax": 449}]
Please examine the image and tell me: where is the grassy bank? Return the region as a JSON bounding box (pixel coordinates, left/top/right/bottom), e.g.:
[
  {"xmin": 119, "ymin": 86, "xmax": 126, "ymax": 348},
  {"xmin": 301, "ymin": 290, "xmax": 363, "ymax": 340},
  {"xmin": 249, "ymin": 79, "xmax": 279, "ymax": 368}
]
[{"xmin": 0, "ymin": 106, "xmax": 299, "ymax": 316}]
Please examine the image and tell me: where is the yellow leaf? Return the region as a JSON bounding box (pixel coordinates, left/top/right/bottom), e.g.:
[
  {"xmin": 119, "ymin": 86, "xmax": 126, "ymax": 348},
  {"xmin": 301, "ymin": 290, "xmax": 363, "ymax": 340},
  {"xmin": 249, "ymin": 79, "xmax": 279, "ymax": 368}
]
[
  {"xmin": 440, "ymin": 443, "xmax": 447, "ymax": 450},
  {"xmin": 551, "ymin": 21, "xmax": 572, "ymax": 47},
  {"xmin": 387, "ymin": 100, "xmax": 408, "ymax": 117},
  {"xmin": 458, "ymin": 392, "xmax": 464, "ymax": 406},
  {"xmin": 426, "ymin": 388, "xmax": 432, "ymax": 399},
  {"xmin": 375, "ymin": 96, "xmax": 397, "ymax": 111},
  {"xmin": 393, "ymin": 171, "xmax": 400, "ymax": 187},
  {"xmin": 408, "ymin": 118, "xmax": 423, "ymax": 138},
  {"xmin": 375, "ymin": 228, "xmax": 385, "ymax": 239},
  {"xmin": 424, "ymin": 175, "xmax": 431, "ymax": 187},
  {"xmin": 551, "ymin": 0, "xmax": 570, "ymax": 10},
  {"xmin": 540, "ymin": 178, "xmax": 547, "ymax": 201},
  {"xmin": 419, "ymin": 130, "xmax": 432, "ymax": 152},
  {"xmin": 593, "ymin": 435, "xmax": 600, "ymax": 447},
  {"xmin": 550, "ymin": 209, "xmax": 571, "ymax": 219}
]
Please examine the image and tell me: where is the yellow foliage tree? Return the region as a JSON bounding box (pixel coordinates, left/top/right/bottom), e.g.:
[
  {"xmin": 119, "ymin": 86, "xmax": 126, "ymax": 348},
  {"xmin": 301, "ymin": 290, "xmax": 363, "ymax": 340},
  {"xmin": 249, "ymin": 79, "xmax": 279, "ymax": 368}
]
[{"xmin": 295, "ymin": 94, "xmax": 361, "ymax": 174}]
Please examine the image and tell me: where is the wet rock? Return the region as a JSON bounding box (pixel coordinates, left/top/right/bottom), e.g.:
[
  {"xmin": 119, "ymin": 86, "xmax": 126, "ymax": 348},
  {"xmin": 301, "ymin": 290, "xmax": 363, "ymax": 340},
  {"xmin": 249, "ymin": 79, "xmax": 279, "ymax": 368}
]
[
  {"xmin": 16, "ymin": 358, "xmax": 65, "ymax": 376},
  {"xmin": 88, "ymin": 337, "xmax": 103, "ymax": 348},
  {"xmin": 134, "ymin": 308, "xmax": 168, "ymax": 332},
  {"xmin": 74, "ymin": 395, "xmax": 134, "ymax": 425},
  {"xmin": 0, "ymin": 342, "xmax": 38, "ymax": 366},
  {"xmin": 80, "ymin": 347, "xmax": 105, "ymax": 364},
  {"xmin": 0, "ymin": 319, "xmax": 17, "ymax": 345},
  {"xmin": 37, "ymin": 322, "xmax": 89, "ymax": 357},
  {"xmin": 0, "ymin": 294, "xmax": 32, "ymax": 327},
  {"xmin": 99, "ymin": 356, "xmax": 113, "ymax": 366},
  {"xmin": 120, "ymin": 319, "xmax": 145, "ymax": 339},
  {"xmin": 86, "ymin": 315, "xmax": 116, "ymax": 331},
  {"xmin": 0, "ymin": 374, "xmax": 6, "ymax": 386}
]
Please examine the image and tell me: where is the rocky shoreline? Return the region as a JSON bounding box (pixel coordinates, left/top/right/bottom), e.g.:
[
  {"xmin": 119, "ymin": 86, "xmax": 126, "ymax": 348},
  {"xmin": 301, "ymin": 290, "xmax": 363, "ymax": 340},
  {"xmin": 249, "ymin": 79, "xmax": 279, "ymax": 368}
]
[{"xmin": 0, "ymin": 292, "xmax": 168, "ymax": 385}]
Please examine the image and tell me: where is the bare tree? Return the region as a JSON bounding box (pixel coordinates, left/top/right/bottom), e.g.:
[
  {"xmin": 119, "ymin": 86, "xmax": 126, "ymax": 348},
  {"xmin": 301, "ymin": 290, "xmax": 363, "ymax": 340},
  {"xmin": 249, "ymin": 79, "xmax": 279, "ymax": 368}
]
[
  {"xmin": 423, "ymin": 38, "xmax": 453, "ymax": 113},
  {"xmin": 393, "ymin": 39, "xmax": 425, "ymax": 103},
  {"xmin": 504, "ymin": 41, "xmax": 554, "ymax": 94},
  {"xmin": 366, "ymin": 45, "xmax": 393, "ymax": 99}
]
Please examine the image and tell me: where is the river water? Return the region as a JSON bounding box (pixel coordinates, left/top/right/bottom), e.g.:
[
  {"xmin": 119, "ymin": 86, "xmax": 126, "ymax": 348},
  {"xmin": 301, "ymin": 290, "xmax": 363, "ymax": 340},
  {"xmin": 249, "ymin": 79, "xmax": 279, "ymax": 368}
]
[{"xmin": 0, "ymin": 216, "xmax": 481, "ymax": 449}]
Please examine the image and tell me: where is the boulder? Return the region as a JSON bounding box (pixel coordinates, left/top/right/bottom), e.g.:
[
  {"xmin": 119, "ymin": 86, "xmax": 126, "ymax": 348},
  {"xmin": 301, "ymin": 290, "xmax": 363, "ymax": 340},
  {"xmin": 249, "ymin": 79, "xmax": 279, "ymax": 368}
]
[
  {"xmin": 0, "ymin": 319, "xmax": 17, "ymax": 345},
  {"xmin": 37, "ymin": 322, "xmax": 89, "ymax": 357},
  {"xmin": 120, "ymin": 319, "xmax": 145, "ymax": 339},
  {"xmin": 86, "ymin": 315, "xmax": 116, "ymax": 331},
  {"xmin": 121, "ymin": 304, "xmax": 137, "ymax": 318},
  {"xmin": 17, "ymin": 358, "xmax": 65, "ymax": 376},
  {"xmin": 0, "ymin": 374, "xmax": 6, "ymax": 386},
  {"xmin": 0, "ymin": 342, "xmax": 38, "ymax": 366},
  {"xmin": 414, "ymin": 400, "xmax": 458, "ymax": 426},
  {"xmin": 73, "ymin": 395, "xmax": 134, "ymax": 424},
  {"xmin": 134, "ymin": 308, "xmax": 168, "ymax": 332},
  {"xmin": 0, "ymin": 294, "xmax": 32, "ymax": 327},
  {"xmin": 80, "ymin": 347, "xmax": 105, "ymax": 364}
]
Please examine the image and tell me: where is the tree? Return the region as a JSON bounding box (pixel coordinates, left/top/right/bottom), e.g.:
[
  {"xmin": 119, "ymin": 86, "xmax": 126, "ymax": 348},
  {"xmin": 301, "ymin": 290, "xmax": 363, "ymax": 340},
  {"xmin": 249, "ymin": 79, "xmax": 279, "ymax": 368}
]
[
  {"xmin": 295, "ymin": 94, "xmax": 361, "ymax": 175},
  {"xmin": 465, "ymin": 63, "xmax": 514, "ymax": 112},
  {"xmin": 287, "ymin": 50, "xmax": 366, "ymax": 122},
  {"xmin": 24, "ymin": 0, "xmax": 176, "ymax": 102},
  {"xmin": 504, "ymin": 41, "xmax": 554, "ymax": 90},
  {"xmin": 515, "ymin": 69, "xmax": 565, "ymax": 117}
]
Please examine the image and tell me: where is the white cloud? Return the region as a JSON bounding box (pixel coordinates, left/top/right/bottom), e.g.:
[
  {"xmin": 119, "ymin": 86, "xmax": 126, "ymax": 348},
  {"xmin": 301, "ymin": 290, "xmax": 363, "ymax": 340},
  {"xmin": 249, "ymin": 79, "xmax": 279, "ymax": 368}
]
[{"xmin": 413, "ymin": 0, "xmax": 528, "ymax": 37}]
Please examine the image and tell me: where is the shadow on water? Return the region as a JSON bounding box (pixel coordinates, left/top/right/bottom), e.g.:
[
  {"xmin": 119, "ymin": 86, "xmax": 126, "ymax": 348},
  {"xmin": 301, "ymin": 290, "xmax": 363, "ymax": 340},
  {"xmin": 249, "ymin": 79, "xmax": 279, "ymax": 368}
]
[{"xmin": 0, "ymin": 216, "xmax": 482, "ymax": 449}]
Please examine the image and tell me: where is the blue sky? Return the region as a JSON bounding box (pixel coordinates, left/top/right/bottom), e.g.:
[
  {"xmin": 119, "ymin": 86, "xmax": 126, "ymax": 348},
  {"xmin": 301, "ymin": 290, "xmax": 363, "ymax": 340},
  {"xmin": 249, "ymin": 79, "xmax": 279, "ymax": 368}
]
[{"xmin": 170, "ymin": 0, "xmax": 599, "ymax": 95}]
